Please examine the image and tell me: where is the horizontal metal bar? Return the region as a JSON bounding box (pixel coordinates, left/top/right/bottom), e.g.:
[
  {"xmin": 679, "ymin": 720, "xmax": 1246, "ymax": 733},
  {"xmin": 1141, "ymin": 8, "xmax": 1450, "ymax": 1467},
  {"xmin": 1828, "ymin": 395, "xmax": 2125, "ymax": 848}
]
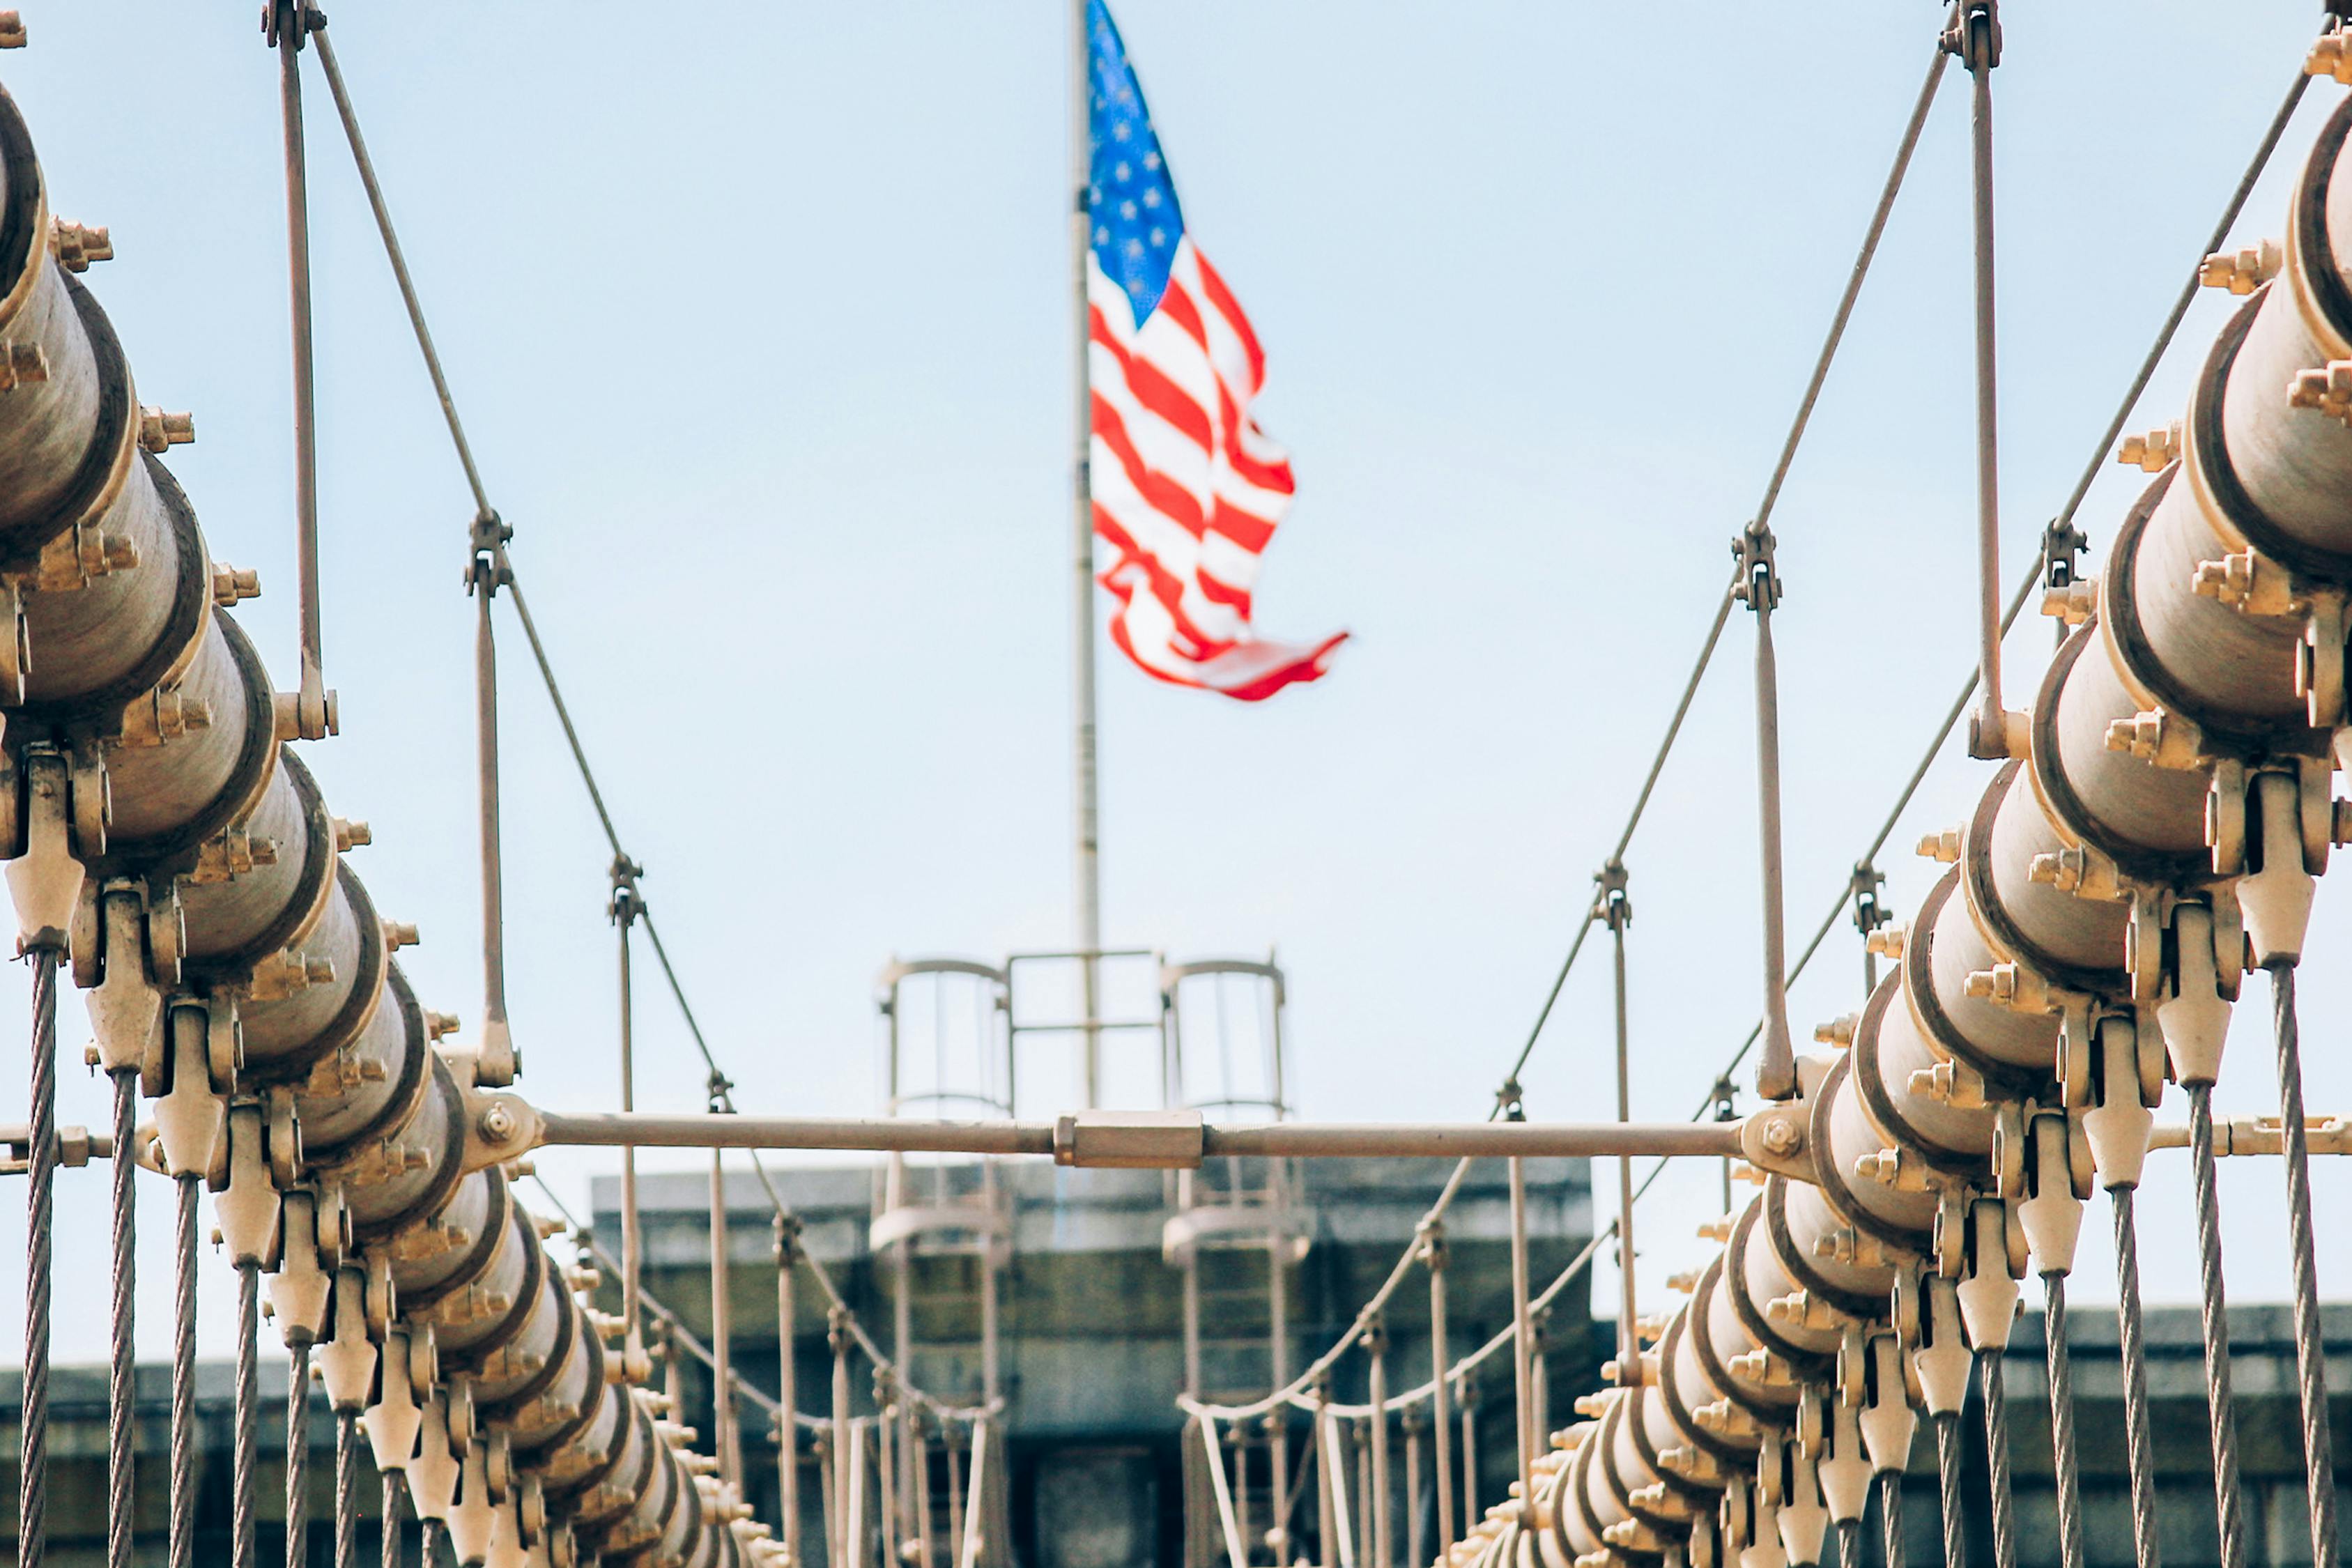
[
  {"xmin": 2149, "ymin": 1117, "xmax": 2352, "ymax": 1156},
  {"xmin": 530, "ymin": 1109, "xmax": 1744, "ymax": 1165},
  {"xmin": 1199, "ymin": 1122, "xmax": 1742, "ymax": 1160},
  {"xmin": 538, "ymin": 1112, "xmax": 1059, "ymax": 1156}
]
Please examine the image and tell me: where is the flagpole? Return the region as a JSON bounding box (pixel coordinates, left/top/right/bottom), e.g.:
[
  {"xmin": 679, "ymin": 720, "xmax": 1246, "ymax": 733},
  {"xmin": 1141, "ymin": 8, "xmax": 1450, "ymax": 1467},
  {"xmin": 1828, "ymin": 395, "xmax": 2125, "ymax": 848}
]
[{"xmin": 1069, "ymin": 0, "xmax": 1104, "ymax": 1109}]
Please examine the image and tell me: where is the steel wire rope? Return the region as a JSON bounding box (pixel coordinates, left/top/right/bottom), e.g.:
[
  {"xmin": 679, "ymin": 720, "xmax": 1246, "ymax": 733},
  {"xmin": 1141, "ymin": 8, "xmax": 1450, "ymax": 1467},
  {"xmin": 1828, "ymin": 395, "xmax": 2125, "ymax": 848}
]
[
  {"xmin": 20, "ymin": 945, "xmax": 59, "ymax": 1568},
  {"xmin": 1196, "ymin": 44, "xmax": 1957, "ymax": 1433},
  {"xmin": 2112, "ymin": 1190, "xmax": 2161, "ymax": 1568},
  {"xmin": 171, "ymin": 1174, "xmax": 201, "ymax": 1568},
  {"xmin": 2043, "ymin": 1275, "xmax": 2086, "ymax": 1568},
  {"xmin": 106, "ymin": 1068, "xmax": 137, "ymax": 1568},
  {"xmin": 2266, "ymin": 962, "xmax": 2338, "ymax": 1568},
  {"xmin": 309, "ymin": 18, "xmax": 988, "ymax": 1433},
  {"xmin": 1506, "ymin": 36, "xmax": 1950, "ymax": 1093}
]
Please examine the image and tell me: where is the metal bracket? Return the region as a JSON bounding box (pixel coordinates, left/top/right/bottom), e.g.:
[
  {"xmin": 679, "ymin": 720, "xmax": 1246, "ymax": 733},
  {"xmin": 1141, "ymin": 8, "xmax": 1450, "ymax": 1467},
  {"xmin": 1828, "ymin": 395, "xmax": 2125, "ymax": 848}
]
[
  {"xmin": 465, "ymin": 509, "xmax": 514, "ymax": 600},
  {"xmin": 1736, "ymin": 1102, "xmax": 1808, "ymax": 1183},
  {"xmin": 1941, "ymin": 0, "xmax": 2000, "ymax": 70},
  {"xmin": 607, "ymin": 854, "xmax": 645, "ymax": 928},
  {"xmin": 453, "ymin": 1072, "xmax": 546, "ymax": 1175},
  {"xmin": 1051, "ymin": 1109, "xmax": 1204, "ymax": 1169},
  {"xmin": 1592, "ymin": 859, "xmax": 1632, "ymax": 931},
  {"xmin": 1730, "ymin": 521, "xmax": 1781, "ymax": 613},
  {"xmin": 1847, "ymin": 862, "xmax": 1886, "ymax": 939}
]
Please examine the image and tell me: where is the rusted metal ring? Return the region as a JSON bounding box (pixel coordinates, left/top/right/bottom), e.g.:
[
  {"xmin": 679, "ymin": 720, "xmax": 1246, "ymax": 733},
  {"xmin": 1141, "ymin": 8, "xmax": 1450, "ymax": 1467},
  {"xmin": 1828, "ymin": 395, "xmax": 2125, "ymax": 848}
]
[
  {"xmin": 0, "ymin": 82, "xmax": 45, "ymax": 330},
  {"xmin": 1960, "ymin": 760, "xmax": 2120, "ymax": 1001},
  {"xmin": 1850, "ymin": 976, "xmax": 1985, "ymax": 1176},
  {"xmin": 178, "ymin": 746, "xmax": 335, "ymax": 987},
  {"xmin": 353, "ymin": 1055, "xmax": 469, "ymax": 1246},
  {"xmin": 1567, "ymin": 1419, "xmax": 1613, "ymax": 1551},
  {"xmin": 481, "ymin": 1260, "xmax": 578, "ymax": 1429},
  {"xmin": 1903, "ymin": 872, "xmax": 2042, "ymax": 1098},
  {"xmin": 399, "ymin": 1165, "xmax": 511, "ymax": 1314},
  {"xmin": 521, "ymin": 1325, "xmax": 608, "ymax": 1472},
  {"xmin": 2103, "ymin": 463, "xmax": 2328, "ymax": 754},
  {"xmin": 1655, "ymin": 1312, "xmax": 1744, "ymax": 1468},
  {"xmin": 262, "ymin": 862, "xmax": 390, "ymax": 1085},
  {"xmin": 93, "ymin": 612, "xmax": 278, "ymax": 871},
  {"xmin": 2191, "ymin": 283, "xmax": 2352, "ymax": 590},
  {"xmin": 1805, "ymin": 1052, "xmax": 1928, "ymax": 1262},
  {"xmin": 1595, "ymin": 1396, "xmax": 1679, "ymax": 1536},
  {"xmin": 447, "ymin": 1200, "xmax": 548, "ymax": 1383},
  {"xmin": 2298, "ymin": 95, "xmax": 2352, "ymax": 369},
  {"xmin": 306, "ymin": 964, "xmax": 430, "ymax": 1171},
  {"xmin": 1684, "ymin": 1256, "xmax": 1781, "ymax": 1430},
  {"xmin": 1723, "ymin": 1201, "xmax": 1828, "ymax": 1376},
  {"xmin": 1761, "ymin": 1175, "xmax": 1883, "ymax": 1323},
  {"xmin": 2028, "ymin": 624, "xmax": 2204, "ymax": 884},
  {"xmin": 1622, "ymin": 1380, "xmax": 1712, "ymax": 1508},
  {"xmin": 15, "ymin": 452, "xmax": 209, "ymax": 724},
  {"xmin": 0, "ymin": 273, "xmax": 137, "ymax": 574},
  {"xmin": 590, "ymin": 1401, "xmax": 667, "ymax": 1544}
]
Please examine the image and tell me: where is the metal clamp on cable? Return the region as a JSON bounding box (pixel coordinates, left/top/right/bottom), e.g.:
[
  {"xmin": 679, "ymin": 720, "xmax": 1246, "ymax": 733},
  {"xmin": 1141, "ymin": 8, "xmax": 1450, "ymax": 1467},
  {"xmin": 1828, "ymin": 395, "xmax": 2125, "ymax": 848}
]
[{"xmin": 1940, "ymin": 0, "xmax": 1999, "ymax": 70}]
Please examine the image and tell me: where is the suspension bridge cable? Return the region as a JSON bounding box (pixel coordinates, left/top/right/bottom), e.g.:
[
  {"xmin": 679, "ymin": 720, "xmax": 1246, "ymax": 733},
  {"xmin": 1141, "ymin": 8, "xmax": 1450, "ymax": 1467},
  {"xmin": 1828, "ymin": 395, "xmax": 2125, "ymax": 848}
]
[{"xmin": 309, "ymin": 20, "xmax": 987, "ymax": 1430}]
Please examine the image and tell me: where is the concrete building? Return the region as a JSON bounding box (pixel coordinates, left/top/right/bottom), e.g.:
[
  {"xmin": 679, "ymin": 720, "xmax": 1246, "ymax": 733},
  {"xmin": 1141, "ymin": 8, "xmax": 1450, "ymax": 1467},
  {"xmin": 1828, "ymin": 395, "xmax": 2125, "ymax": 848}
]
[{"xmin": 4, "ymin": 1152, "xmax": 2351, "ymax": 1567}]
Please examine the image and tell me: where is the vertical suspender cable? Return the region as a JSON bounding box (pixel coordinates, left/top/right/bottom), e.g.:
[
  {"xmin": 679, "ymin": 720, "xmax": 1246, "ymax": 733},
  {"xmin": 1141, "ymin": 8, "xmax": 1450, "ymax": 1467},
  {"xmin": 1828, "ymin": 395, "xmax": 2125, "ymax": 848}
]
[
  {"xmin": 1599, "ymin": 865, "xmax": 1636, "ymax": 1378},
  {"xmin": 20, "ymin": 943, "xmax": 59, "ymax": 1568},
  {"xmin": 417, "ymin": 1521, "xmax": 441, "ymax": 1568},
  {"xmin": 1366, "ymin": 1325, "xmax": 1391, "ymax": 1568},
  {"xmin": 2111, "ymin": 1189, "xmax": 2160, "ymax": 1568},
  {"xmin": 1507, "ymin": 1160, "xmax": 1535, "ymax": 1527},
  {"xmin": 1270, "ymin": 1243, "xmax": 1291, "ymax": 1562},
  {"xmin": 289, "ymin": 1343, "xmax": 314, "ymax": 1568},
  {"xmin": 335, "ymin": 1412, "xmax": 359, "ymax": 1568},
  {"xmin": 1424, "ymin": 1229, "xmax": 1454, "ymax": 1555},
  {"xmin": 1955, "ymin": 0, "xmax": 2007, "ymax": 762},
  {"xmin": 469, "ymin": 519, "xmax": 513, "ymax": 1071},
  {"xmin": 1404, "ymin": 1411, "xmax": 1424, "ymax": 1568},
  {"xmin": 269, "ymin": 0, "xmax": 330, "ymax": 738},
  {"xmin": 1933, "ymin": 1413, "xmax": 1966, "ymax": 1568},
  {"xmin": 173, "ymin": 1173, "xmax": 201, "ymax": 1568},
  {"xmin": 613, "ymin": 865, "xmax": 644, "ymax": 1357},
  {"xmin": 2188, "ymin": 1084, "xmax": 2247, "ymax": 1568},
  {"xmin": 779, "ymin": 1217, "xmax": 804, "ymax": 1568},
  {"xmin": 1353, "ymin": 1424, "xmax": 1373, "ymax": 1568},
  {"xmin": 1458, "ymin": 1378, "xmax": 1478, "ymax": 1525},
  {"xmin": 709, "ymin": 1088, "xmax": 739, "ymax": 1491},
  {"xmin": 236, "ymin": 1260, "xmax": 261, "ymax": 1568},
  {"xmin": 2266, "ymin": 962, "xmax": 2339, "ymax": 1568},
  {"xmin": 1877, "ymin": 1471, "xmax": 1905, "ymax": 1568},
  {"xmin": 1978, "ymin": 1351, "xmax": 2016, "ymax": 1568},
  {"xmin": 1737, "ymin": 523, "xmax": 1796, "ymax": 1100},
  {"xmin": 878, "ymin": 1371, "xmax": 900, "ymax": 1568},
  {"xmin": 1314, "ymin": 1381, "xmax": 1338, "ymax": 1568},
  {"xmin": 2043, "ymin": 1275, "xmax": 2085, "ymax": 1568},
  {"xmin": 833, "ymin": 1310, "xmax": 854, "ymax": 1568},
  {"xmin": 382, "ymin": 1472, "xmax": 407, "ymax": 1568},
  {"xmin": 106, "ymin": 1068, "xmax": 136, "ymax": 1568}
]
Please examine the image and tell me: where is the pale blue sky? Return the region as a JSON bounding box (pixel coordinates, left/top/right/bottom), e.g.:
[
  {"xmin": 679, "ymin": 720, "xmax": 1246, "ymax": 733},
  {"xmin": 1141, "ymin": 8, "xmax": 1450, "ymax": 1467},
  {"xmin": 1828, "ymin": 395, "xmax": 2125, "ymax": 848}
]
[{"xmin": 3, "ymin": 3, "xmax": 2346, "ymax": 1363}]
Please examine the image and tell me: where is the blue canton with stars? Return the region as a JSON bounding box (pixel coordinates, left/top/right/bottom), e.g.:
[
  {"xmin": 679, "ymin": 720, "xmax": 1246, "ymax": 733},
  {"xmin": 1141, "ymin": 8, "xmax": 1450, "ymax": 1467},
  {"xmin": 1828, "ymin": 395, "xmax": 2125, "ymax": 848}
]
[{"xmin": 1089, "ymin": 0, "xmax": 1186, "ymax": 325}]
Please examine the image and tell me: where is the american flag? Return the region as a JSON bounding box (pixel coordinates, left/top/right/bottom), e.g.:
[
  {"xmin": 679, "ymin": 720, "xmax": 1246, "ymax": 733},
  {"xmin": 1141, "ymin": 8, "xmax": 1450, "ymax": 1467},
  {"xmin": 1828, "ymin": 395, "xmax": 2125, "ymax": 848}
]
[{"xmin": 1085, "ymin": 0, "xmax": 1346, "ymax": 701}]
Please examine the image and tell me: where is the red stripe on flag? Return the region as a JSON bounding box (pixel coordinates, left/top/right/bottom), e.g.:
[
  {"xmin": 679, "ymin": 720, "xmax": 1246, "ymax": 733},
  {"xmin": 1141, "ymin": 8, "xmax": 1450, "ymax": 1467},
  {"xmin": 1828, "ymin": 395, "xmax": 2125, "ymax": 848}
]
[
  {"xmin": 1191, "ymin": 250, "xmax": 1266, "ymax": 389},
  {"xmin": 1091, "ymin": 392, "xmax": 1206, "ymax": 541}
]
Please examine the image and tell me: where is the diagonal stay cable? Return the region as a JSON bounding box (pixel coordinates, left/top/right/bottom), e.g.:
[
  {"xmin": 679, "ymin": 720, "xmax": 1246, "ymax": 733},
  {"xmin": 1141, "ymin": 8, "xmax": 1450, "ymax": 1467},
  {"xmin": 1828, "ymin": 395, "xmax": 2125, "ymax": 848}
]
[
  {"xmin": 1505, "ymin": 40, "xmax": 1949, "ymax": 1089},
  {"xmin": 1197, "ymin": 45, "xmax": 2304, "ymax": 1425},
  {"xmin": 1187, "ymin": 42, "xmax": 1952, "ymax": 1428},
  {"xmin": 526, "ymin": 1173, "xmax": 849, "ymax": 1431},
  {"xmin": 312, "ymin": 20, "xmax": 981, "ymax": 1427}
]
